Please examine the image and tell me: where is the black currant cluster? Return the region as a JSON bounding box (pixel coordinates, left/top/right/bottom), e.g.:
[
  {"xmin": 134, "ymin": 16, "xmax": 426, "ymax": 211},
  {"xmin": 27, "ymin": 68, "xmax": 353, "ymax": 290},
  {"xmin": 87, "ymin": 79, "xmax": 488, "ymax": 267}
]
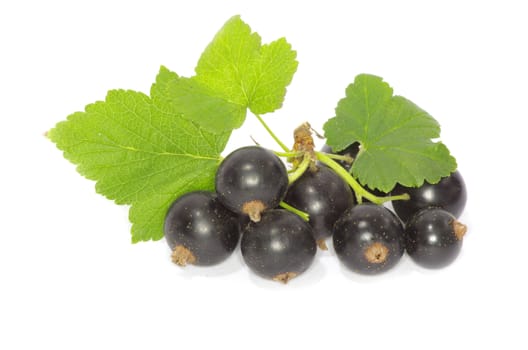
[{"xmin": 164, "ymin": 144, "xmax": 467, "ymax": 283}]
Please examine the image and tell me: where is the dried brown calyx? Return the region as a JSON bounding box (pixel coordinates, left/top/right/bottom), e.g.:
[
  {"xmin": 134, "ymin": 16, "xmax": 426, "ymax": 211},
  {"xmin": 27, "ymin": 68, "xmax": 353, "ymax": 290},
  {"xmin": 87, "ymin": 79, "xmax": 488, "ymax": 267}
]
[
  {"xmin": 316, "ymin": 239, "xmax": 329, "ymax": 251},
  {"xmin": 291, "ymin": 122, "xmax": 319, "ymax": 170},
  {"xmin": 171, "ymin": 245, "xmax": 197, "ymax": 266},
  {"xmin": 242, "ymin": 200, "xmax": 267, "ymax": 223},
  {"xmin": 272, "ymin": 272, "xmax": 298, "ymax": 284},
  {"xmin": 364, "ymin": 242, "xmax": 390, "ymax": 264},
  {"xmin": 453, "ymin": 220, "xmax": 468, "ymax": 240}
]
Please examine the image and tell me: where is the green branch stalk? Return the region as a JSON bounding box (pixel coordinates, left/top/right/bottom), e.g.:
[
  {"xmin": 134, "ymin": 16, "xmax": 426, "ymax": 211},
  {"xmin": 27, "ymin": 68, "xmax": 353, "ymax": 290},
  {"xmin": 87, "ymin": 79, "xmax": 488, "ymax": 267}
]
[
  {"xmin": 322, "ymin": 153, "xmax": 354, "ymax": 164},
  {"xmin": 274, "ymin": 150, "xmax": 303, "ymax": 158},
  {"xmin": 279, "ymin": 201, "xmax": 310, "ymax": 221},
  {"xmin": 287, "ymin": 154, "xmax": 311, "ymax": 184},
  {"xmin": 315, "ymin": 152, "xmax": 409, "ymax": 204},
  {"xmin": 253, "ymin": 113, "xmax": 408, "ymax": 213}
]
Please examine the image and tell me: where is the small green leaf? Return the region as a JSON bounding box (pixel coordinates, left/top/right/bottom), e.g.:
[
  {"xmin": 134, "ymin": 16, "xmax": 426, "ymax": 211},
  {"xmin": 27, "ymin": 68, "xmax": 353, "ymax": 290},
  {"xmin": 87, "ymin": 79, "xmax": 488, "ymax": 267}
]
[
  {"xmin": 152, "ymin": 65, "xmax": 179, "ymax": 95},
  {"xmin": 194, "ymin": 16, "xmax": 260, "ymax": 107},
  {"xmin": 151, "ymin": 66, "xmax": 246, "ymax": 133},
  {"xmin": 48, "ymin": 89, "xmax": 230, "ymax": 242},
  {"xmin": 324, "ymin": 74, "xmax": 456, "ymax": 192},
  {"xmin": 151, "ymin": 17, "xmax": 297, "ymax": 134},
  {"xmin": 195, "ymin": 15, "xmax": 298, "ymax": 119},
  {"xmin": 168, "ymin": 77, "xmax": 246, "ymax": 132}
]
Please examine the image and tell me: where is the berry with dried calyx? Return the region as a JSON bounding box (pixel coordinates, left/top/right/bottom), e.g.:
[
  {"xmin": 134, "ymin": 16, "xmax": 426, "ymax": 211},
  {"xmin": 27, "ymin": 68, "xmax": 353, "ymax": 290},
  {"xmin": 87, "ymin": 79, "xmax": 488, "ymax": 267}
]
[
  {"xmin": 241, "ymin": 209, "xmax": 316, "ymax": 283},
  {"xmin": 164, "ymin": 191, "xmax": 240, "ymax": 266},
  {"xmin": 405, "ymin": 207, "xmax": 467, "ymax": 269},
  {"xmin": 333, "ymin": 204, "xmax": 405, "ymax": 275},
  {"xmin": 215, "ymin": 146, "xmax": 288, "ymax": 222}
]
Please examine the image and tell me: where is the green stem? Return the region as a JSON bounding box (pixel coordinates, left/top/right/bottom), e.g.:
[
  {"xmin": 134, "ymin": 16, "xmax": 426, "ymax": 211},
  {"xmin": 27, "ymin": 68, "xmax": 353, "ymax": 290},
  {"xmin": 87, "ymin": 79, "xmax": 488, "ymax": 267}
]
[
  {"xmin": 316, "ymin": 152, "xmax": 409, "ymax": 204},
  {"xmin": 274, "ymin": 150, "xmax": 303, "ymax": 158},
  {"xmin": 288, "ymin": 154, "xmax": 311, "ymax": 184},
  {"xmin": 386, "ymin": 193, "xmax": 411, "ymax": 202},
  {"xmin": 319, "ymin": 152, "xmax": 354, "ymax": 164},
  {"xmin": 280, "ymin": 201, "xmax": 310, "ymax": 221},
  {"xmin": 254, "ymin": 114, "xmax": 290, "ymax": 152}
]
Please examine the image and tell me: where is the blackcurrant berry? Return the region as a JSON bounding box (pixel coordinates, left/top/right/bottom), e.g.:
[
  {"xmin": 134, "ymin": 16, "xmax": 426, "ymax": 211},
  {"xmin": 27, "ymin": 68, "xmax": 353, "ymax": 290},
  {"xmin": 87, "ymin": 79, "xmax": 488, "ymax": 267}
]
[
  {"xmin": 283, "ymin": 166, "xmax": 355, "ymax": 245},
  {"xmin": 320, "ymin": 143, "xmax": 360, "ymax": 170},
  {"xmin": 164, "ymin": 191, "xmax": 240, "ymax": 266},
  {"xmin": 215, "ymin": 146, "xmax": 288, "ymax": 222},
  {"xmin": 333, "ymin": 204, "xmax": 405, "ymax": 275},
  {"xmin": 241, "ymin": 209, "xmax": 316, "ymax": 283},
  {"xmin": 391, "ymin": 170, "xmax": 467, "ymax": 223},
  {"xmin": 405, "ymin": 207, "xmax": 467, "ymax": 269}
]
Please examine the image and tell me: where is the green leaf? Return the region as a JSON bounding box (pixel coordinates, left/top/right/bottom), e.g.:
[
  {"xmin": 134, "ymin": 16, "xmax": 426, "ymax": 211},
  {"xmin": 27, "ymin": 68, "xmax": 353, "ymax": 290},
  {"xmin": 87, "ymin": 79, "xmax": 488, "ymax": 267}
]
[
  {"xmin": 249, "ymin": 38, "xmax": 298, "ymax": 114},
  {"xmin": 150, "ymin": 65, "xmax": 179, "ymax": 101},
  {"xmin": 48, "ymin": 89, "xmax": 230, "ymax": 242},
  {"xmin": 324, "ymin": 74, "xmax": 457, "ymax": 192},
  {"xmin": 194, "ymin": 15, "xmax": 298, "ymax": 121},
  {"xmin": 151, "ymin": 66, "xmax": 246, "ymax": 133},
  {"xmin": 151, "ymin": 17, "xmax": 297, "ymax": 134}
]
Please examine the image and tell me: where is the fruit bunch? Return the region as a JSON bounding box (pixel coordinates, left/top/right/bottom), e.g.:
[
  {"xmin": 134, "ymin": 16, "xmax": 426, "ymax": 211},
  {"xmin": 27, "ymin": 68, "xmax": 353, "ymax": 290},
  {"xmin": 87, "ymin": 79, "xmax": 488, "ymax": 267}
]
[
  {"xmin": 48, "ymin": 15, "xmax": 468, "ymax": 284},
  {"xmin": 164, "ymin": 125, "xmax": 467, "ymax": 283}
]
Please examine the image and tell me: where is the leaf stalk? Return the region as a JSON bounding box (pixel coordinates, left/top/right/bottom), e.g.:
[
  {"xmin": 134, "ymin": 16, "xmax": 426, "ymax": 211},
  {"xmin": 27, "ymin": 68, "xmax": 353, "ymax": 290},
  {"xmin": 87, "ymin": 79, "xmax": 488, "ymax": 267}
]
[{"xmin": 254, "ymin": 114, "xmax": 290, "ymax": 152}]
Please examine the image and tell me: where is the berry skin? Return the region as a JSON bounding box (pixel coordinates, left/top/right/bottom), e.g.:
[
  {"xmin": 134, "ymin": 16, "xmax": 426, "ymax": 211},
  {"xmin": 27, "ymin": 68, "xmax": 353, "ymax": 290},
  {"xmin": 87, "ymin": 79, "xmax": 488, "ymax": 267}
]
[
  {"xmin": 241, "ymin": 209, "xmax": 316, "ymax": 283},
  {"xmin": 391, "ymin": 170, "xmax": 467, "ymax": 223},
  {"xmin": 405, "ymin": 208, "xmax": 467, "ymax": 269},
  {"xmin": 333, "ymin": 204, "xmax": 405, "ymax": 275},
  {"xmin": 283, "ymin": 166, "xmax": 355, "ymax": 243},
  {"xmin": 164, "ymin": 191, "xmax": 240, "ymax": 266},
  {"xmin": 215, "ymin": 146, "xmax": 288, "ymax": 222}
]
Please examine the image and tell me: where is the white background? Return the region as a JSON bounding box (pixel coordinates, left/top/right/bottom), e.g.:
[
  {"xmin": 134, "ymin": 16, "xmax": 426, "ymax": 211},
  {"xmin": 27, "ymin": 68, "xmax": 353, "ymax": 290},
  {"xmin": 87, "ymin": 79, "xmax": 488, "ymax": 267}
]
[{"xmin": 1, "ymin": 0, "xmax": 527, "ymax": 349}]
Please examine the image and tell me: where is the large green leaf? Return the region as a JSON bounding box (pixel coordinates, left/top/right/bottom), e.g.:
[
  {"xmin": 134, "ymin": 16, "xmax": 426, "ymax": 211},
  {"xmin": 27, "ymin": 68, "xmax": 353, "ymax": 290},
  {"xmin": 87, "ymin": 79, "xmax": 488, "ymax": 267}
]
[
  {"xmin": 48, "ymin": 89, "xmax": 229, "ymax": 242},
  {"xmin": 324, "ymin": 74, "xmax": 456, "ymax": 192}
]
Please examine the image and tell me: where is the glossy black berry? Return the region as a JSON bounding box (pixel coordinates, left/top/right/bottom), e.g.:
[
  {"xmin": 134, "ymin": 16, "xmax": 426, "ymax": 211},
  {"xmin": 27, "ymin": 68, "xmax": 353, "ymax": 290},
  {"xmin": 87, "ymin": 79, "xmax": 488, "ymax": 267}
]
[
  {"xmin": 333, "ymin": 204, "xmax": 405, "ymax": 275},
  {"xmin": 283, "ymin": 166, "xmax": 355, "ymax": 243},
  {"xmin": 215, "ymin": 146, "xmax": 288, "ymax": 222},
  {"xmin": 391, "ymin": 170, "xmax": 467, "ymax": 223},
  {"xmin": 320, "ymin": 143, "xmax": 360, "ymax": 170},
  {"xmin": 241, "ymin": 210, "xmax": 316, "ymax": 283},
  {"xmin": 164, "ymin": 191, "xmax": 240, "ymax": 266},
  {"xmin": 405, "ymin": 208, "xmax": 467, "ymax": 269}
]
